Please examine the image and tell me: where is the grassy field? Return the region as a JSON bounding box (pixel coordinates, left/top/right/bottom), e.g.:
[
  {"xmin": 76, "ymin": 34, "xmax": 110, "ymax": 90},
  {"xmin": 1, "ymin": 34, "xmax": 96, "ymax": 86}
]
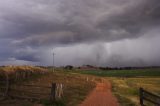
[
  {"xmin": 0, "ymin": 69, "xmax": 97, "ymax": 106},
  {"xmin": 109, "ymin": 77, "xmax": 160, "ymax": 106},
  {"xmin": 75, "ymin": 68, "xmax": 160, "ymax": 77},
  {"xmin": 29, "ymin": 71, "xmax": 97, "ymax": 106},
  {"xmin": 1, "ymin": 67, "xmax": 160, "ymax": 106},
  {"xmin": 72, "ymin": 68, "xmax": 160, "ymax": 106},
  {"xmin": 0, "ymin": 66, "xmax": 48, "ymax": 81}
]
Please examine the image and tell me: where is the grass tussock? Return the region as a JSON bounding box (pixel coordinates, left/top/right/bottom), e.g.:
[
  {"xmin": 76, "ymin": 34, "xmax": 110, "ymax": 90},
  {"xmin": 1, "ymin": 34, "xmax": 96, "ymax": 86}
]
[
  {"xmin": 25, "ymin": 71, "xmax": 96, "ymax": 106},
  {"xmin": 0, "ymin": 66, "xmax": 48, "ymax": 81},
  {"xmin": 1, "ymin": 71, "xmax": 96, "ymax": 106},
  {"xmin": 109, "ymin": 77, "xmax": 160, "ymax": 106},
  {"xmin": 73, "ymin": 69, "xmax": 160, "ymax": 106}
]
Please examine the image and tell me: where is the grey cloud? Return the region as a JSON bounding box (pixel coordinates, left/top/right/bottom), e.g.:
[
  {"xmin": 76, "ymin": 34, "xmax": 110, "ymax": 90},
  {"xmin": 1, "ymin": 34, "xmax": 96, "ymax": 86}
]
[
  {"xmin": 0, "ymin": 0, "xmax": 159, "ymax": 47},
  {"xmin": 0, "ymin": 0, "xmax": 160, "ymax": 66},
  {"xmin": 0, "ymin": 39, "xmax": 14, "ymax": 61},
  {"xmin": 97, "ymin": 0, "xmax": 160, "ymax": 40},
  {"xmin": 12, "ymin": 47, "xmax": 41, "ymax": 62},
  {"xmin": 15, "ymin": 54, "xmax": 40, "ymax": 62}
]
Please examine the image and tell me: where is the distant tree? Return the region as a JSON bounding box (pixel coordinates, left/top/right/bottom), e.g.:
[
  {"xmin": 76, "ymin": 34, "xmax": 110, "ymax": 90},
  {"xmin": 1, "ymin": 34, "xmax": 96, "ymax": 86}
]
[{"xmin": 65, "ymin": 65, "xmax": 73, "ymax": 70}]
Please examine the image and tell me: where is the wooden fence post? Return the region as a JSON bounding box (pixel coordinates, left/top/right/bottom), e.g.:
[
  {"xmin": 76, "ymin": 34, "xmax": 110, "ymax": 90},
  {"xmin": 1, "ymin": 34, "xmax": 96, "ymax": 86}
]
[
  {"xmin": 50, "ymin": 83, "xmax": 56, "ymax": 101},
  {"xmin": 55, "ymin": 84, "xmax": 63, "ymax": 99},
  {"xmin": 140, "ymin": 88, "xmax": 144, "ymax": 106},
  {"xmin": 4, "ymin": 74, "xmax": 10, "ymax": 97}
]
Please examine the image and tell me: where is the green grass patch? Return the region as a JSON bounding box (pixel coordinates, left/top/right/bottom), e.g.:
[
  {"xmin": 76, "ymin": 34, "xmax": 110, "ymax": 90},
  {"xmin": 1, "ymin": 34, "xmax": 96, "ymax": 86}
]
[{"xmin": 76, "ymin": 68, "xmax": 160, "ymax": 77}]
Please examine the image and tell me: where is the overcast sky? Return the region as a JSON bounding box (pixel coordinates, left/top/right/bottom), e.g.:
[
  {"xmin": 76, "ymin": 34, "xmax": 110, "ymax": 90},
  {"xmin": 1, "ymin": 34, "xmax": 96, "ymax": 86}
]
[{"xmin": 0, "ymin": 0, "xmax": 160, "ymax": 67}]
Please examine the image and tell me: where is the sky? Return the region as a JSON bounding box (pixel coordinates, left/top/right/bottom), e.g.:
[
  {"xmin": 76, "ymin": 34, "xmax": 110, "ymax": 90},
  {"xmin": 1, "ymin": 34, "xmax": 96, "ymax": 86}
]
[{"xmin": 0, "ymin": 0, "xmax": 160, "ymax": 67}]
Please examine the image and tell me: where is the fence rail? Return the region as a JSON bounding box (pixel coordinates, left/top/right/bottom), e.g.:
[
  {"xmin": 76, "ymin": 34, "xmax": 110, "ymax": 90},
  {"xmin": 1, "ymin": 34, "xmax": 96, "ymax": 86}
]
[
  {"xmin": 139, "ymin": 88, "xmax": 160, "ymax": 106},
  {"xmin": 16, "ymin": 84, "xmax": 52, "ymax": 88},
  {"xmin": 0, "ymin": 80, "xmax": 63, "ymax": 102}
]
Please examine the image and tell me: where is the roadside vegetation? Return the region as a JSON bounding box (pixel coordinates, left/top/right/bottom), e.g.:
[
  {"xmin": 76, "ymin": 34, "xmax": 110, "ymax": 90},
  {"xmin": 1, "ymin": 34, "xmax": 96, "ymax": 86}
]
[
  {"xmin": 1, "ymin": 66, "xmax": 160, "ymax": 106},
  {"xmin": 0, "ymin": 66, "xmax": 48, "ymax": 81},
  {"xmin": 72, "ymin": 68, "xmax": 160, "ymax": 106},
  {"xmin": 27, "ymin": 71, "xmax": 96, "ymax": 106},
  {"xmin": 109, "ymin": 77, "xmax": 160, "ymax": 106},
  {"xmin": 0, "ymin": 67, "xmax": 96, "ymax": 106}
]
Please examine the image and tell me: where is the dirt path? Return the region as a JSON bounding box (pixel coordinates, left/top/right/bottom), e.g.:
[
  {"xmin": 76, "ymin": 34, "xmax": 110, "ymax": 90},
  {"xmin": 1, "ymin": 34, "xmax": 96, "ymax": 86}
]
[{"xmin": 80, "ymin": 79, "xmax": 119, "ymax": 106}]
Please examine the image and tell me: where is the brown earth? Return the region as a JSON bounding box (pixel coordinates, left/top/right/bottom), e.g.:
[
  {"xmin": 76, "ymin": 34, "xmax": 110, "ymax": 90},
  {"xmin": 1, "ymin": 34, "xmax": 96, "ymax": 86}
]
[{"xmin": 80, "ymin": 79, "xmax": 119, "ymax": 106}]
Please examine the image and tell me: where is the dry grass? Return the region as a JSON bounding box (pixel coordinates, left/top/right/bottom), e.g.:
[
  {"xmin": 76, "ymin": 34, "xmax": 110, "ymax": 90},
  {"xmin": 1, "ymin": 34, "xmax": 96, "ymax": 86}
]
[
  {"xmin": 27, "ymin": 72, "xmax": 96, "ymax": 106},
  {"xmin": 0, "ymin": 70, "xmax": 96, "ymax": 106},
  {"xmin": 0, "ymin": 66, "xmax": 48, "ymax": 81},
  {"xmin": 72, "ymin": 68, "xmax": 160, "ymax": 106},
  {"xmin": 109, "ymin": 77, "xmax": 160, "ymax": 106}
]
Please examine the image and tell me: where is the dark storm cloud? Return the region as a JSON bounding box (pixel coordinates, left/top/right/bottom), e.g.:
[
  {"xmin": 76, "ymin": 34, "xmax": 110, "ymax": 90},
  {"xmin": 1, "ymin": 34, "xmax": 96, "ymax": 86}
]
[
  {"xmin": 15, "ymin": 54, "xmax": 40, "ymax": 62},
  {"xmin": 98, "ymin": 0, "xmax": 160, "ymax": 40},
  {"xmin": 0, "ymin": 39, "xmax": 14, "ymax": 61},
  {"xmin": 0, "ymin": 0, "xmax": 160, "ymax": 65},
  {"xmin": 0, "ymin": 0, "xmax": 160, "ymax": 46},
  {"xmin": 11, "ymin": 46, "xmax": 41, "ymax": 62}
]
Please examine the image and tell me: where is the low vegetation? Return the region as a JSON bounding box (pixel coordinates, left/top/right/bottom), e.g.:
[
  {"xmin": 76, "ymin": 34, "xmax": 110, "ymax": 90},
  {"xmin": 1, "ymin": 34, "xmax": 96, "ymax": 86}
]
[
  {"xmin": 73, "ymin": 68, "xmax": 160, "ymax": 106},
  {"xmin": 0, "ymin": 67, "xmax": 96, "ymax": 106},
  {"xmin": 108, "ymin": 77, "xmax": 160, "ymax": 106},
  {"xmin": 0, "ymin": 66, "xmax": 48, "ymax": 81},
  {"xmin": 76, "ymin": 68, "xmax": 160, "ymax": 77},
  {"xmin": 1, "ymin": 67, "xmax": 160, "ymax": 106},
  {"xmin": 39, "ymin": 72, "xmax": 96, "ymax": 106}
]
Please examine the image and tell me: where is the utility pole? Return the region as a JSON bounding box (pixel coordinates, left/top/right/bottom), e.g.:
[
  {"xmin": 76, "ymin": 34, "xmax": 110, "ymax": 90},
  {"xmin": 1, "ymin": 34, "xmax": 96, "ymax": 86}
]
[{"xmin": 53, "ymin": 51, "xmax": 55, "ymax": 72}]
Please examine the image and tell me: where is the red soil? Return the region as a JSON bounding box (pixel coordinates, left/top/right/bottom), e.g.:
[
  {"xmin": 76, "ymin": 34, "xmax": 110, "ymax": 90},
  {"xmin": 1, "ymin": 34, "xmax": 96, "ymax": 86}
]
[{"xmin": 80, "ymin": 80, "xmax": 119, "ymax": 106}]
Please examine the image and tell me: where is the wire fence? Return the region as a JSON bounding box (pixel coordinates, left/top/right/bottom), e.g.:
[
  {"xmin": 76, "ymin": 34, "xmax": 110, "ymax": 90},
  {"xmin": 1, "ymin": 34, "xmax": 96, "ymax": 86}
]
[
  {"xmin": 139, "ymin": 88, "xmax": 160, "ymax": 106},
  {"xmin": 0, "ymin": 79, "xmax": 63, "ymax": 102}
]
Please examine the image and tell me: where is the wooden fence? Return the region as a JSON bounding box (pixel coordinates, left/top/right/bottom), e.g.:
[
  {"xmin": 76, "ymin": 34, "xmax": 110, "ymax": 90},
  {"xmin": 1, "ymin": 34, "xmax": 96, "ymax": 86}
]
[
  {"xmin": 0, "ymin": 80, "xmax": 63, "ymax": 102},
  {"xmin": 139, "ymin": 88, "xmax": 160, "ymax": 106}
]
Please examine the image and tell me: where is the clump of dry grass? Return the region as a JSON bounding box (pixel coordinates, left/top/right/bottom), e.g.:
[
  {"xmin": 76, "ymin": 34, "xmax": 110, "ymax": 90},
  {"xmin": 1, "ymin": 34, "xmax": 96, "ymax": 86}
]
[
  {"xmin": 0, "ymin": 66, "xmax": 48, "ymax": 81},
  {"xmin": 109, "ymin": 77, "xmax": 160, "ymax": 106},
  {"xmin": 0, "ymin": 70, "xmax": 96, "ymax": 106}
]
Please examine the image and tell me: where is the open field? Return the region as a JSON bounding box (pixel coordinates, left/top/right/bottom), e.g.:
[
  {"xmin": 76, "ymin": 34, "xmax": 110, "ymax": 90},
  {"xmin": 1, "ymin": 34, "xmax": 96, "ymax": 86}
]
[
  {"xmin": 71, "ymin": 68, "xmax": 160, "ymax": 106},
  {"xmin": 75, "ymin": 68, "xmax": 160, "ymax": 77},
  {"xmin": 1, "ymin": 67, "xmax": 160, "ymax": 106},
  {"xmin": 0, "ymin": 67, "xmax": 96, "ymax": 106},
  {"xmin": 24, "ymin": 71, "xmax": 96, "ymax": 106},
  {"xmin": 0, "ymin": 66, "xmax": 48, "ymax": 81},
  {"xmin": 109, "ymin": 77, "xmax": 160, "ymax": 106}
]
